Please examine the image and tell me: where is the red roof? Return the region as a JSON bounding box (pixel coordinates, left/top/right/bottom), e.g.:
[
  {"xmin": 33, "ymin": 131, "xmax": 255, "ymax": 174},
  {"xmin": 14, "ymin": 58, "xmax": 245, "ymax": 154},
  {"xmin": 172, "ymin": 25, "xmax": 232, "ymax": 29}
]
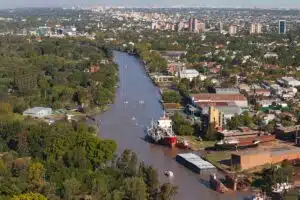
[
  {"xmin": 196, "ymin": 102, "xmax": 230, "ymax": 107},
  {"xmin": 89, "ymin": 65, "xmax": 100, "ymax": 73},
  {"xmin": 191, "ymin": 93, "xmax": 247, "ymax": 102}
]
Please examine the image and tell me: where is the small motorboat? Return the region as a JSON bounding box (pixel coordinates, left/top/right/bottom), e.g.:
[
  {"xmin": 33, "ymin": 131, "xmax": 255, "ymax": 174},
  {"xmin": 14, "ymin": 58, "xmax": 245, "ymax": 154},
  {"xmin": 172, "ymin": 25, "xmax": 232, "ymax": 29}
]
[
  {"xmin": 164, "ymin": 171, "xmax": 174, "ymax": 177},
  {"xmin": 139, "ymin": 100, "xmax": 145, "ymax": 104},
  {"xmin": 132, "ymin": 117, "xmax": 136, "ymax": 121},
  {"xmin": 176, "ymin": 140, "xmax": 189, "ymax": 149},
  {"xmin": 124, "ymin": 101, "xmax": 128, "ymax": 104}
]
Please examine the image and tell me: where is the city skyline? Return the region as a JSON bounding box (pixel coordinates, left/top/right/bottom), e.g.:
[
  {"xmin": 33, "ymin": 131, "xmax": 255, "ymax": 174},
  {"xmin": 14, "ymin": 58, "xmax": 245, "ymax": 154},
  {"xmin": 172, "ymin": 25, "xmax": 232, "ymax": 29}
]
[{"xmin": 1, "ymin": 0, "xmax": 300, "ymax": 9}]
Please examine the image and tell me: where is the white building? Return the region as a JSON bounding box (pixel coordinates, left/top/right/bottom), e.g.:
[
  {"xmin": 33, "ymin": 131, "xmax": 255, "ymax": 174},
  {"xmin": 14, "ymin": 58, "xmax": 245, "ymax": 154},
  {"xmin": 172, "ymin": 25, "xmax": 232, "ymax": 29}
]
[
  {"xmin": 280, "ymin": 77, "xmax": 300, "ymax": 87},
  {"xmin": 264, "ymin": 52, "xmax": 278, "ymax": 59},
  {"xmin": 228, "ymin": 25, "xmax": 237, "ymax": 35},
  {"xmin": 177, "ymin": 69, "xmax": 199, "ymax": 81},
  {"xmin": 23, "ymin": 107, "xmax": 52, "ymax": 118},
  {"xmin": 250, "ymin": 23, "xmax": 262, "ymax": 34}
]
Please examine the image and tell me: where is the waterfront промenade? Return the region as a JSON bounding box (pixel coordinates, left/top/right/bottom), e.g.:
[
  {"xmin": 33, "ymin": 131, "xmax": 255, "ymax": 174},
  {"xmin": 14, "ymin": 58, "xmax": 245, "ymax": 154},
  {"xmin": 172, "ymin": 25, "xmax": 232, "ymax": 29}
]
[{"xmin": 95, "ymin": 51, "xmax": 250, "ymax": 200}]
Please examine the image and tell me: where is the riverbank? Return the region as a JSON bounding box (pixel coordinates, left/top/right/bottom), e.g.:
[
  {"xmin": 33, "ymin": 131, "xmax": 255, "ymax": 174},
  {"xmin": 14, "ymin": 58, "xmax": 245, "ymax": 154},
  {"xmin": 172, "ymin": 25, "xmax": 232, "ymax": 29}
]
[{"xmin": 93, "ymin": 51, "xmax": 250, "ymax": 200}]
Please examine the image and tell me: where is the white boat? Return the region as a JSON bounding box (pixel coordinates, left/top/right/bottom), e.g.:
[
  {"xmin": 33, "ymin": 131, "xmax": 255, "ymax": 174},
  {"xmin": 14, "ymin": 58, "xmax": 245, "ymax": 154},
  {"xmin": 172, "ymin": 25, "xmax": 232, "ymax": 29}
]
[
  {"xmin": 164, "ymin": 171, "xmax": 174, "ymax": 177},
  {"xmin": 132, "ymin": 117, "xmax": 136, "ymax": 121},
  {"xmin": 124, "ymin": 101, "xmax": 128, "ymax": 104},
  {"xmin": 139, "ymin": 100, "xmax": 145, "ymax": 104}
]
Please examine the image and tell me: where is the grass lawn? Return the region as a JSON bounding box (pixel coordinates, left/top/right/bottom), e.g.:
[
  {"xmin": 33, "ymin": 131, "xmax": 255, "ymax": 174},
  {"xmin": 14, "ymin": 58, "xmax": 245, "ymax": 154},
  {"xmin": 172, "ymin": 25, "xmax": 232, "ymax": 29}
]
[
  {"xmin": 205, "ymin": 151, "xmax": 231, "ymax": 162},
  {"xmin": 177, "ymin": 136, "xmax": 215, "ymax": 150},
  {"xmin": 204, "ymin": 151, "xmax": 232, "ymax": 171}
]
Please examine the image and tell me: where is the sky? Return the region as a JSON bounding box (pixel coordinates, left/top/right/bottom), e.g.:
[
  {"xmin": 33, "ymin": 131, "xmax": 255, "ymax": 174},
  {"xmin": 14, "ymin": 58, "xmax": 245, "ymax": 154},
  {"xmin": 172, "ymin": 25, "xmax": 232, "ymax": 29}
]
[{"xmin": 1, "ymin": 0, "xmax": 300, "ymax": 9}]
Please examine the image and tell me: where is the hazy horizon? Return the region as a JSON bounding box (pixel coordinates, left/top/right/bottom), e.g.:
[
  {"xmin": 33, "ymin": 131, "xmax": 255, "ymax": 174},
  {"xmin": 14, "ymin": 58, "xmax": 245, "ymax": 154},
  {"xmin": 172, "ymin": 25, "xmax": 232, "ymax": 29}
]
[{"xmin": 1, "ymin": 0, "xmax": 300, "ymax": 9}]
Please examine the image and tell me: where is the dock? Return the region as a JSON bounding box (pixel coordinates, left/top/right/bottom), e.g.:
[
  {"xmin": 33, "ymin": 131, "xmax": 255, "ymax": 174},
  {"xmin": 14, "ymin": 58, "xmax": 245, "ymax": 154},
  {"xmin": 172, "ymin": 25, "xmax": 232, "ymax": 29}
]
[{"xmin": 176, "ymin": 153, "xmax": 216, "ymax": 174}]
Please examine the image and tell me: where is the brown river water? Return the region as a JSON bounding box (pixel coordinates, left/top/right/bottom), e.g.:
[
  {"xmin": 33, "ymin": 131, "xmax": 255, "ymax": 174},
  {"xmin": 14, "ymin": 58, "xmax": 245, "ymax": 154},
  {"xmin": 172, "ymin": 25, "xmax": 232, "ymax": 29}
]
[{"xmin": 94, "ymin": 51, "xmax": 251, "ymax": 200}]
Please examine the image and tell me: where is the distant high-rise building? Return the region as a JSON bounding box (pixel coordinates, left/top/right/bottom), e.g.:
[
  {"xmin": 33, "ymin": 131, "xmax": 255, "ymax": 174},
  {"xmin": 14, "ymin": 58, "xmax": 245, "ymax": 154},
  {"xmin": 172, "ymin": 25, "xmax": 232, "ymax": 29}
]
[
  {"xmin": 189, "ymin": 18, "xmax": 193, "ymax": 32},
  {"xmin": 250, "ymin": 23, "xmax": 262, "ymax": 34},
  {"xmin": 151, "ymin": 22, "xmax": 157, "ymax": 30},
  {"xmin": 250, "ymin": 23, "xmax": 256, "ymax": 34},
  {"xmin": 192, "ymin": 18, "xmax": 198, "ymax": 32},
  {"xmin": 228, "ymin": 25, "xmax": 237, "ymax": 35},
  {"xmin": 189, "ymin": 17, "xmax": 199, "ymax": 33},
  {"xmin": 219, "ymin": 21, "xmax": 223, "ymax": 33},
  {"xmin": 279, "ymin": 20, "xmax": 286, "ymax": 34},
  {"xmin": 198, "ymin": 22, "xmax": 206, "ymax": 32},
  {"xmin": 257, "ymin": 23, "xmax": 262, "ymax": 34},
  {"xmin": 177, "ymin": 21, "xmax": 184, "ymax": 32}
]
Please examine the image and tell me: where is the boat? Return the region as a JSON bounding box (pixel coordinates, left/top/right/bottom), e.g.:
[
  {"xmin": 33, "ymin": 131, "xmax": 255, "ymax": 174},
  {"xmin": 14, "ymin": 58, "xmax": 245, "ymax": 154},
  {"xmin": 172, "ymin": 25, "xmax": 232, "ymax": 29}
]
[
  {"xmin": 164, "ymin": 171, "xmax": 174, "ymax": 177},
  {"xmin": 146, "ymin": 114, "xmax": 177, "ymax": 147},
  {"xmin": 139, "ymin": 100, "xmax": 145, "ymax": 104},
  {"xmin": 176, "ymin": 140, "xmax": 189, "ymax": 149},
  {"xmin": 176, "ymin": 153, "xmax": 216, "ymax": 174},
  {"xmin": 209, "ymin": 174, "xmax": 229, "ymax": 193},
  {"xmin": 215, "ymin": 138, "xmax": 260, "ymax": 150},
  {"xmin": 251, "ymin": 193, "xmax": 267, "ymax": 200}
]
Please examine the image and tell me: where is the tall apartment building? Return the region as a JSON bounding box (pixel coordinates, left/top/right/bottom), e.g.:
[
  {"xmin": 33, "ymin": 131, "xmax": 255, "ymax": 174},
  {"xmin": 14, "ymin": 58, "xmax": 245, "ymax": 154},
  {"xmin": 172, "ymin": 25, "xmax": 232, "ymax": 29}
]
[
  {"xmin": 228, "ymin": 25, "xmax": 237, "ymax": 35},
  {"xmin": 279, "ymin": 20, "xmax": 286, "ymax": 34},
  {"xmin": 189, "ymin": 17, "xmax": 199, "ymax": 33},
  {"xmin": 198, "ymin": 22, "xmax": 206, "ymax": 32},
  {"xmin": 250, "ymin": 23, "xmax": 262, "ymax": 34},
  {"xmin": 209, "ymin": 106, "xmax": 224, "ymax": 128},
  {"xmin": 219, "ymin": 21, "xmax": 223, "ymax": 33}
]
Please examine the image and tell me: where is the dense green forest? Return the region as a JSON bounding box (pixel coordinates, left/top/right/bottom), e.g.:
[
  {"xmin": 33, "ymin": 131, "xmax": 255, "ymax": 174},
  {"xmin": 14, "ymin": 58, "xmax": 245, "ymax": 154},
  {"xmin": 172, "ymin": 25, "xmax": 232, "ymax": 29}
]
[
  {"xmin": 0, "ymin": 36, "xmax": 118, "ymax": 113},
  {"xmin": 0, "ymin": 111, "xmax": 177, "ymax": 200},
  {"xmin": 0, "ymin": 36, "xmax": 177, "ymax": 200}
]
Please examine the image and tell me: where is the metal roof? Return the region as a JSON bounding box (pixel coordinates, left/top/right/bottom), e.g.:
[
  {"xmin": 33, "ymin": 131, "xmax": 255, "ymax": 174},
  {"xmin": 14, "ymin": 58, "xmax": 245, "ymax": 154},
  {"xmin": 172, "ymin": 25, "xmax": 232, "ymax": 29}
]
[
  {"xmin": 23, "ymin": 107, "xmax": 52, "ymax": 114},
  {"xmin": 177, "ymin": 153, "xmax": 216, "ymax": 170}
]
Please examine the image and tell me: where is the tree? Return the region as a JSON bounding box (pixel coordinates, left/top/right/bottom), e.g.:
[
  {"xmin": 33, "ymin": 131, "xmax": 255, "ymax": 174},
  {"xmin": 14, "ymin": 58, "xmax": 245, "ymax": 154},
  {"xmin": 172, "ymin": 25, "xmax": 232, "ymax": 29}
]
[
  {"xmin": 206, "ymin": 123, "xmax": 218, "ymax": 141},
  {"xmin": 157, "ymin": 183, "xmax": 178, "ymax": 200},
  {"xmin": 178, "ymin": 124, "xmax": 194, "ymax": 136},
  {"xmin": 117, "ymin": 149, "xmax": 138, "ymax": 177},
  {"xmin": 63, "ymin": 178, "xmax": 81, "ymax": 200},
  {"xmin": 16, "ymin": 131, "xmax": 29, "ymax": 156},
  {"xmin": 122, "ymin": 177, "xmax": 147, "ymax": 200},
  {"xmin": 171, "ymin": 113, "xmax": 194, "ymax": 136},
  {"xmin": 28, "ymin": 162, "xmax": 45, "ymax": 192},
  {"xmin": 138, "ymin": 163, "xmax": 159, "ymax": 200},
  {"xmin": 12, "ymin": 193, "xmax": 47, "ymax": 200},
  {"xmin": 162, "ymin": 91, "xmax": 181, "ymax": 103},
  {"xmin": 265, "ymin": 121, "xmax": 276, "ymax": 133},
  {"xmin": 0, "ymin": 102, "xmax": 12, "ymax": 114}
]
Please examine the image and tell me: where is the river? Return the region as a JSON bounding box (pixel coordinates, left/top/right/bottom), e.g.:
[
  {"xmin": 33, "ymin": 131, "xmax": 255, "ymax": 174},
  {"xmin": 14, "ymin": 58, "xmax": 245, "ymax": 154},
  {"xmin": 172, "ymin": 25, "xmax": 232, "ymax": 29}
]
[{"xmin": 95, "ymin": 51, "xmax": 250, "ymax": 200}]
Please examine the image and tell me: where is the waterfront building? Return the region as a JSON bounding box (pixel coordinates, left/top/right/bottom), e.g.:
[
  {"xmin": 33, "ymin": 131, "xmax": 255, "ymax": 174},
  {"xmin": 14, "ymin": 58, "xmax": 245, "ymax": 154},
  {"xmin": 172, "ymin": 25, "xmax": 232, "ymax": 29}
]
[
  {"xmin": 209, "ymin": 106, "xmax": 224, "ymax": 128},
  {"xmin": 232, "ymin": 148, "xmax": 300, "ymax": 170},
  {"xmin": 177, "ymin": 68, "xmax": 200, "ymax": 81},
  {"xmin": 191, "ymin": 93, "xmax": 248, "ymax": 108}
]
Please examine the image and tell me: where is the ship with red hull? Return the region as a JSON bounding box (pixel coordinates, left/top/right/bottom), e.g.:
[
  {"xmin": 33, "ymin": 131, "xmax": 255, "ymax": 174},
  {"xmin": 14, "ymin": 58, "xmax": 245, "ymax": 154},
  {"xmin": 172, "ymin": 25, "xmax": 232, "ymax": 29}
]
[{"xmin": 147, "ymin": 115, "xmax": 177, "ymax": 147}]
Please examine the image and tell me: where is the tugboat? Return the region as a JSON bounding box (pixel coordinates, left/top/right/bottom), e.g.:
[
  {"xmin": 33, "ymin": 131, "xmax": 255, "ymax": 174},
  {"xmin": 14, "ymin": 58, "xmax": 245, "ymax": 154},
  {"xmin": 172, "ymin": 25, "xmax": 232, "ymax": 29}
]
[
  {"xmin": 147, "ymin": 113, "xmax": 177, "ymax": 147},
  {"xmin": 209, "ymin": 173, "xmax": 229, "ymax": 193}
]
